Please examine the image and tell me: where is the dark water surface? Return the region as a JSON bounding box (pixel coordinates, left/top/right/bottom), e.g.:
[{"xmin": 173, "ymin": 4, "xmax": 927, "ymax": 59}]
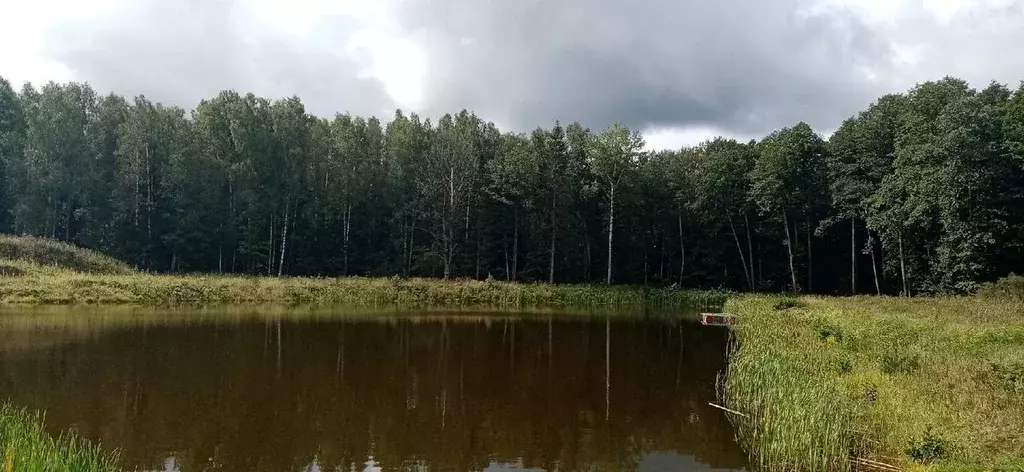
[{"xmin": 0, "ymin": 307, "xmax": 747, "ymax": 472}]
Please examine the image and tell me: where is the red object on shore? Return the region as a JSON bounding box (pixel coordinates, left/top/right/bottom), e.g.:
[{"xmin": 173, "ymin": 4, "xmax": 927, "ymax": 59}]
[{"xmin": 700, "ymin": 313, "xmax": 738, "ymax": 326}]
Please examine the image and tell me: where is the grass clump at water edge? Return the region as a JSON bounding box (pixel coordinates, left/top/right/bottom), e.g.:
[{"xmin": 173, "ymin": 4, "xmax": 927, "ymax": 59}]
[
  {"xmin": 0, "ymin": 403, "xmax": 119, "ymax": 472},
  {"xmin": 722, "ymin": 295, "xmax": 1024, "ymax": 472}
]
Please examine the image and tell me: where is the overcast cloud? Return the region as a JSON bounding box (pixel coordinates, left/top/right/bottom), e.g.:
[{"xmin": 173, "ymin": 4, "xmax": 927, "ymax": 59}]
[{"xmin": 1, "ymin": 0, "xmax": 1023, "ymax": 147}]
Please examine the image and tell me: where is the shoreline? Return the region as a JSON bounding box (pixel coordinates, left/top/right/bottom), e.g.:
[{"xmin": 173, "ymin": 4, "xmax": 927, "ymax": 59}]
[
  {"xmin": 0, "ymin": 267, "xmax": 729, "ymax": 308},
  {"xmin": 0, "ymin": 270, "xmax": 1021, "ymax": 471}
]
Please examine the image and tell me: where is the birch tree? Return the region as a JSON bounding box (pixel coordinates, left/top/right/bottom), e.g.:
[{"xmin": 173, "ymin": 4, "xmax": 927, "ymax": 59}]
[{"xmin": 588, "ymin": 122, "xmax": 644, "ymax": 285}]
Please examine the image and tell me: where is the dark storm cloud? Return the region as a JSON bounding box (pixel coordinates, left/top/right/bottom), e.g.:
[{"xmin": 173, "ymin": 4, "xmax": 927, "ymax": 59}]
[
  {"xmin": 32, "ymin": 0, "xmax": 904, "ymax": 137},
  {"xmin": 398, "ymin": 0, "xmax": 894, "ymax": 135},
  {"xmin": 42, "ymin": 0, "xmax": 395, "ymax": 117}
]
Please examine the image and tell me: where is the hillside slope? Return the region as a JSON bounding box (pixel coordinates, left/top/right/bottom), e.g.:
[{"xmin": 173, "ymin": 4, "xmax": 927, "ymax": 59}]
[{"xmin": 0, "ymin": 235, "xmax": 134, "ymax": 275}]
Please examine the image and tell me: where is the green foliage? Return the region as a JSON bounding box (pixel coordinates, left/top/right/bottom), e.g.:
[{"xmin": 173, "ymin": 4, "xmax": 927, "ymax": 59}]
[
  {"xmin": 0, "ymin": 403, "xmax": 120, "ymax": 472},
  {"xmin": 0, "ymin": 73, "xmax": 1022, "ymax": 293},
  {"xmin": 907, "ymin": 428, "xmax": 951, "ymax": 464},
  {"xmin": 978, "ymin": 274, "xmax": 1024, "ymax": 301}
]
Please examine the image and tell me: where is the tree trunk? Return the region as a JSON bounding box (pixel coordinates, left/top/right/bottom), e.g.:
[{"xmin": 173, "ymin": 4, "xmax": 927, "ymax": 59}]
[
  {"xmin": 343, "ymin": 203, "xmax": 351, "ymax": 276},
  {"xmin": 548, "ymin": 206, "xmax": 556, "ymax": 284},
  {"xmin": 806, "ymin": 215, "xmax": 813, "ymax": 293},
  {"xmin": 658, "ymin": 232, "xmax": 665, "ymax": 281},
  {"xmin": 444, "ymin": 166, "xmax": 454, "ymax": 280},
  {"xmin": 218, "ymin": 245, "xmax": 223, "ymax": 274},
  {"xmin": 606, "ymin": 184, "xmax": 615, "ymax": 285},
  {"xmin": 782, "ymin": 211, "xmax": 798, "ymax": 293},
  {"xmin": 64, "ymin": 200, "xmax": 72, "ymax": 242},
  {"xmin": 277, "ymin": 202, "xmax": 289, "ymax": 277},
  {"xmin": 643, "ymin": 244, "xmax": 649, "ymax": 285},
  {"xmin": 512, "ymin": 207, "xmax": 519, "ymax": 281},
  {"xmin": 476, "ymin": 213, "xmax": 482, "ymax": 279},
  {"xmin": 145, "ymin": 143, "xmax": 152, "ymax": 244},
  {"xmin": 134, "ymin": 152, "xmax": 140, "ymax": 228},
  {"xmin": 898, "ymin": 230, "xmax": 908, "ymax": 297},
  {"xmin": 403, "ymin": 215, "xmax": 411, "ymax": 274},
  {"xmin": 678, "ymin": 212, "xmax": 684, "ymax": 286},
  {"xmin": 503, "ymin": 231, "xmax": 510, "ymax": 281},
  {"xmin": 728, "ymin": 215, "xmax": 752, "ymax": 291},
  {"xmin": 851, "ymin": 217, "xmax": 857, "ymax": 295},
  {"xmin": 867, "ymin": 228, "xmax": 881, "ymax": 295},
  {"xmin": 268, "ymin": 214, "xmax": 275, "ymax": 276},
  {"xmin": 585, "ymin": 220, "xmax": 592, "ymax": 281},
  {"xmin": 744, "ymin": 213, "xmax": 755, "ymax": 290}
]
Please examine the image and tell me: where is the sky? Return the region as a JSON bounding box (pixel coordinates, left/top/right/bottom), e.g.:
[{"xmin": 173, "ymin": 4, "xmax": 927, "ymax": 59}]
[{"xmin": 1, "ymin": 0, "xmax": 1023, "ymax": 149}]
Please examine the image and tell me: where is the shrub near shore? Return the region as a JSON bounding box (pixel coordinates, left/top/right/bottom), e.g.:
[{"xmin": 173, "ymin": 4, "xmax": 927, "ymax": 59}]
[{"xmin": 723, "ymin": 295, "xmax": 1024, "ymax": 472}]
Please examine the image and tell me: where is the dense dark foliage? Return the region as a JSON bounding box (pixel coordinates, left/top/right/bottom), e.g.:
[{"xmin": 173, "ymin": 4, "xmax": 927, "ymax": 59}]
[{"xmin": 0, "ymin": 75, "xmax": 1022, "ymax": 293}]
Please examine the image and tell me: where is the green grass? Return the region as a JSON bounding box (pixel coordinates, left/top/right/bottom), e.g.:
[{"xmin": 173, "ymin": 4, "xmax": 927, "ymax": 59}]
[
  {"xmin": 0, "ymin": 236, "xmax": 132, "ymax": 275},
  {"xmin": 0, "ymin": 235, "xmax": 728, "ymax": 308},
  {"xmin": 0, "ymin": 403, "xmax": 119, "ymax": 472},
  {"xmin": 723, "ymin": 295, "xmax": 1024, "ymax": 472},
  {"xmin": 0, "ymin": 260, "xmax": 727, "ymax": 308}
]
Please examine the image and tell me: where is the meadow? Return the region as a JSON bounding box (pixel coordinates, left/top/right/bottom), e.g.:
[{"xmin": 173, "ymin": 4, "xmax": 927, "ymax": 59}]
[{"xmin": 722, "ymin": 292, "xmax": 1024, "ymax": 472}]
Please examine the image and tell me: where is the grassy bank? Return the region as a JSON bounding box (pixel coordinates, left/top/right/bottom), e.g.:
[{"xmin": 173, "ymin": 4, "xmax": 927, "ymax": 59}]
[
  {"xmin": 0, "ymin": 236, "xmax": 132, "ymax": 275},
  {"xmin": 0, "ymin": 259, "xmax": 727, "ymax": 308},
  {"xmin": 722, "ymin": 295, "xmax": 1024, "ymax": 472},
  {"xmin": 0, "ymin": 235, "xmax": 728, "ymax": 308},
  {"xmin": 0, "ymin": 403, "xmax": 119, "ymax": 472}
]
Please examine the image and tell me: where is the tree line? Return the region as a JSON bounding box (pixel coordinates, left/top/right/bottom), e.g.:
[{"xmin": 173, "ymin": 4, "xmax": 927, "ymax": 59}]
[{"xmin": 0, "ymin": 75, "xmax": 1022, "ymax": 293}]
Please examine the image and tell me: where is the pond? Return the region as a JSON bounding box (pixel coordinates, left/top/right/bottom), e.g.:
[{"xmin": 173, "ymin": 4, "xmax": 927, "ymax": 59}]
[{"xmin": 0, "ymin": 307, "xmax": 748, "ymax": 472}]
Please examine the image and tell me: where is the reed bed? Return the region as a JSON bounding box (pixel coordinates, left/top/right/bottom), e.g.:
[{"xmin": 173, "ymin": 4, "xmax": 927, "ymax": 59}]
[
  {"xmin": 723, "ymin": 295, "xmax": 1024, "ymax": 472},
  {"xmin": 0, "ymin": 403, "xmax": 119, "ymax": 472}
]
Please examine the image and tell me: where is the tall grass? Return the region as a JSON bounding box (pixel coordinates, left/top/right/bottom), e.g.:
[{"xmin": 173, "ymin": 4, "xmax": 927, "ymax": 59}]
[
  {"xmin": 0, "ymin": 265, "xmax": 729, "ymax": 308},
  {"xmin": 723, "ymin": 295, "xmax": 1024, "ymax": 472},
  {"xmin": 0, "ymin": 235, "xmax": 729, "ymax": 308},
  {"xmin": 721, "ymin": 298, "xmax": 853, "ymax": 472},
  {"xmin": 0, "ymin": 236, "xmax": 132, "ymax": 275},
  {"xmin": 0, "ymin": 403, "xmax": 119, "ymax": 472}
]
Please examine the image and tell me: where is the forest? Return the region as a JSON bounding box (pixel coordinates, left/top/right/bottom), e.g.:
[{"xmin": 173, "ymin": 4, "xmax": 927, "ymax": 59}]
[{"xmin": 0, "ymin": 75, "xmax": 1022, "ymax": 294}]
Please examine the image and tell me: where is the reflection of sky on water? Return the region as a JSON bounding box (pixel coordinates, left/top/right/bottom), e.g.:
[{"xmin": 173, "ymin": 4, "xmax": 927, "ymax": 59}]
[{"xmin": 147, "ymin": 452, "xmax": 735, "ymax": 472}]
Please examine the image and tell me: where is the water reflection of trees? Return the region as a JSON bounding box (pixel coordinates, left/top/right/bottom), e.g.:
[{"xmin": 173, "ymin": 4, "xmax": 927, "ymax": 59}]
[{"xmin": 0, "ymin": 317, "xmax": 747, "ymax": 472}]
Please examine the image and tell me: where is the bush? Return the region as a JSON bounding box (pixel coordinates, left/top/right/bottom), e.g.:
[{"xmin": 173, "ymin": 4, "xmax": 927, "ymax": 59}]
[
  {"xmin": 906, "ymin": 428, "xmax": 950, "ymax": 463},
  {"xmin": 772, "ymin": 297, "xmax": 803, "ymax": 310},
  {"xmin": 978, "ymin": 274, "xmax": 1024, "ymax": 301}
]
